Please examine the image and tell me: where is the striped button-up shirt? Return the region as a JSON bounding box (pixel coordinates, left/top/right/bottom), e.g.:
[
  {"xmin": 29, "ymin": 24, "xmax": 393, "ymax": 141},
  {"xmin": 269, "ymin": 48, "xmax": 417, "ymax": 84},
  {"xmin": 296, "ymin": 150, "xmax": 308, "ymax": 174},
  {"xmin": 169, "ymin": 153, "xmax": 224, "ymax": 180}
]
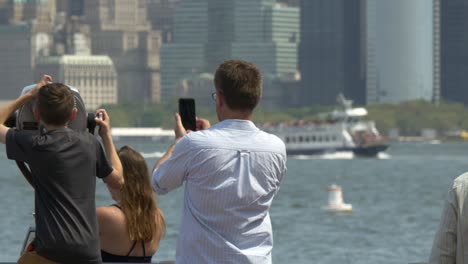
[
  {"xmin": 429, "ymin": 172, "xmax": 468, "ymax": 264},
  {"xmin": 152, "ymin": 119, "xmax": 287, "ymax": 264}
]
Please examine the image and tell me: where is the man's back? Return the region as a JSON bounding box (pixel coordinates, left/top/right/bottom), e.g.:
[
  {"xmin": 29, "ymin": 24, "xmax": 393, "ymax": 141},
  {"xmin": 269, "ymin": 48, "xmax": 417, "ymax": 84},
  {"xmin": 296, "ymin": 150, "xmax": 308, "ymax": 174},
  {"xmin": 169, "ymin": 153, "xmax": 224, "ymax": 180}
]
[
  {"xmin": 7, "ymin": 128, "xmax": 112, "ymax": 263},
  {"xmin": 154, "ymin": 119, "xmax": 287, "ymax": 263}
]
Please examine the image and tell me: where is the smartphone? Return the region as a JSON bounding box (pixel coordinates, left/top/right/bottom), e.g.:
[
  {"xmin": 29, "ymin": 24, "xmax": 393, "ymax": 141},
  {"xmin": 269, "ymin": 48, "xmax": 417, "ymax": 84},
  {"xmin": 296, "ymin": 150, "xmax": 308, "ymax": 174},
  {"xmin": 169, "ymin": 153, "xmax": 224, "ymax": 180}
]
[{"xmin": 179, "ymin": 98, "xmax": 196, "ymax": 131}]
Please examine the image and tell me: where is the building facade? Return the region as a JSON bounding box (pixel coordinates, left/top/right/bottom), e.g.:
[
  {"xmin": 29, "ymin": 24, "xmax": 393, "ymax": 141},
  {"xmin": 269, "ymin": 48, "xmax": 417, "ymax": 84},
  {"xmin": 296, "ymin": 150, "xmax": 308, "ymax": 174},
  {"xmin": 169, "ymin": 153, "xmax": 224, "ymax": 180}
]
[
  {"xmin": 439, "ymin": 0, "xmax": 468, "ymax": 105},
  {"xmin": 56, "ymin": 0, "xmax": 84, "ymax": 17},
  {"xmin": 299, "ymin": 0, "xmax": 366, "ymax": 106},
  {"xmin": 147, "ymin": 0, "xmax": 180, "ymax": 43},
  {"xmin": 161, "ymin": 0, "xmax": 299, "ymax": 105},
  {"xmin": 0, "ymin": 24, "xmax": 34, "ymax": 101},
  {"xmin": 35, "ymin": 55, "xmax": 118, "ymax": 110},
  {"xmin": 366, "ymin": 0, "xmax": 434, "ymax": 104},
  {"xmin": 84, "ymin": 0, "xmax": 162, "ymax": 104}
]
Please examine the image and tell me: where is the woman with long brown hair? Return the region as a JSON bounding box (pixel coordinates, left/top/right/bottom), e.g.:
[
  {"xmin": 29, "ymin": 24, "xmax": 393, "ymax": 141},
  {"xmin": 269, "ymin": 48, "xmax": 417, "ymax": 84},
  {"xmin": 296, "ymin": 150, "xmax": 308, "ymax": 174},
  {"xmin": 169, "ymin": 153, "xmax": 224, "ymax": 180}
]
[{"xmin": 96, "ymin": 109, "xmax": 165, "ymax": 263}]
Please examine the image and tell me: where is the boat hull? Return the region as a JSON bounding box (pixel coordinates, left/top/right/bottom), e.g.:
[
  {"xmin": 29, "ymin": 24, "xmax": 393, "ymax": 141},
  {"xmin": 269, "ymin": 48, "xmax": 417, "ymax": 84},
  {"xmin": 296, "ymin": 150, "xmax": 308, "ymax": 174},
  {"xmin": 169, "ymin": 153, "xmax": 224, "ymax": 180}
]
[{"xmin": 352, "ymin": 144, "xmax": 389, "ymax": 157}]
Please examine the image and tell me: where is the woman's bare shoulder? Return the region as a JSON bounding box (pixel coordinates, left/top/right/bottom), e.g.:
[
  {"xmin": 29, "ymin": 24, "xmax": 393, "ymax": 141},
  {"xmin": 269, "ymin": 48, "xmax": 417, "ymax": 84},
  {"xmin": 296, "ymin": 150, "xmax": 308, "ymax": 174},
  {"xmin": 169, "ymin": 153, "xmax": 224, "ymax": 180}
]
[{"xmin": 97, "ymin": 206, "xmax": 125, "ymax": 226}]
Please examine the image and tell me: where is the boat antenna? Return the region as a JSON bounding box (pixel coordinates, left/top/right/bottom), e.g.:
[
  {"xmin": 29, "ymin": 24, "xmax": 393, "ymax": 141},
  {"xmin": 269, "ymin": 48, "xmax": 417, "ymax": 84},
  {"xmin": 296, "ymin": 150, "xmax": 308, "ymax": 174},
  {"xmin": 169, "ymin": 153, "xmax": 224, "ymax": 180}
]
[{"xmin": 337, "ymin": 93, "xmax": 353, "ymax": 110}]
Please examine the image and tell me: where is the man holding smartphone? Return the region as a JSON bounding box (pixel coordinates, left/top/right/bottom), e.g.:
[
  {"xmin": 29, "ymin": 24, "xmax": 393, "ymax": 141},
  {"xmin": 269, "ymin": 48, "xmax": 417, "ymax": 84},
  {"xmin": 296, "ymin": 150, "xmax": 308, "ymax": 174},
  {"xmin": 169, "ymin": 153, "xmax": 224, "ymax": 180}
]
[{"xmin": 152, "ymin": 60, "xmax": 287, "ymax": 264}]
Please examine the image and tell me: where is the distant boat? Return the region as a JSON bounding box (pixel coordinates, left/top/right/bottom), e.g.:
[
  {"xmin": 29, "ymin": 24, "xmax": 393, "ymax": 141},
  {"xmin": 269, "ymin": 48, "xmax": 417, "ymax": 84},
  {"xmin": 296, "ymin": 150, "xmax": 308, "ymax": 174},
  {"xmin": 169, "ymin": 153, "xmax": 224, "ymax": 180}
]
[
  {"xmin": 322, "ymin": 184, "xmax": 352, "ymax": 213},
  {"xmin": 261, "ymin": 94, "xmax": 389, "ymax": 157}
]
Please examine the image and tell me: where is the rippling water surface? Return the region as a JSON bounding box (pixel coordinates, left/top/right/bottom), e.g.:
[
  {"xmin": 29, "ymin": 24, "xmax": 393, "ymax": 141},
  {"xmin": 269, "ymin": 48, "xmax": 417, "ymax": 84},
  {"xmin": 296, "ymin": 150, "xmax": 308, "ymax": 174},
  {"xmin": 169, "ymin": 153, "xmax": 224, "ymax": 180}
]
[{"xmin": 0, "ymin": 140, "xmax": 467, "ymax": 263}]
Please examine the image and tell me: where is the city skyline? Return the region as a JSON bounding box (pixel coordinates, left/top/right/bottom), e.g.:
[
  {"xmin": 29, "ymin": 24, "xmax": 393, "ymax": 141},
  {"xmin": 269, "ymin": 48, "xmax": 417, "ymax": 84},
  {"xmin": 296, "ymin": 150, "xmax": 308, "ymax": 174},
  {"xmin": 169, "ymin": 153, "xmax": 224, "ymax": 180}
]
[{"xmin": 0, "ymin": 0, "xmax": 467, "ymax": 108}]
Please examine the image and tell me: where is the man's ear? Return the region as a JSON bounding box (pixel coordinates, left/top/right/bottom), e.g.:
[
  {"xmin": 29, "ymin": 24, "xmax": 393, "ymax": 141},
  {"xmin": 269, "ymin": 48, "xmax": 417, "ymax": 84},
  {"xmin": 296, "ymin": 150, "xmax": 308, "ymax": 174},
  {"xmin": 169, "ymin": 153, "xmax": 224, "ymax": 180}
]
[
  {"xmin": 69, "ymin": 107, "xmax": 78, "ymax": 122},
  {"xmin": 217, "ymin": 91, "xmax": 224, "ymax": 108}
]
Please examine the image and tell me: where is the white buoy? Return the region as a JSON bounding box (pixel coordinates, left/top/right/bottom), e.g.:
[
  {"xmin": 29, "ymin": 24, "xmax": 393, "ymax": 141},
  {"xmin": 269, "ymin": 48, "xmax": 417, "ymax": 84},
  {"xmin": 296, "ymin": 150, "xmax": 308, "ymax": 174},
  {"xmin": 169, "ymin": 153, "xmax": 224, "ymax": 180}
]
[{"xmin": 322, "ymin": 184, "xmax": 352, "ymax": 213}]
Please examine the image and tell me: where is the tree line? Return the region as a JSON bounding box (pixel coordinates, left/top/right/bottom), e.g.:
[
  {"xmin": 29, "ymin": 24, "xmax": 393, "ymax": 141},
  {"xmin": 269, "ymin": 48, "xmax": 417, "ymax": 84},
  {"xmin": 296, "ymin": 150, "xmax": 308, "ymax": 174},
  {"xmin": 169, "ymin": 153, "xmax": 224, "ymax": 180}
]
[{"xmin": 102, "ymin": 100, "xmax": 468, "ymax": 137}]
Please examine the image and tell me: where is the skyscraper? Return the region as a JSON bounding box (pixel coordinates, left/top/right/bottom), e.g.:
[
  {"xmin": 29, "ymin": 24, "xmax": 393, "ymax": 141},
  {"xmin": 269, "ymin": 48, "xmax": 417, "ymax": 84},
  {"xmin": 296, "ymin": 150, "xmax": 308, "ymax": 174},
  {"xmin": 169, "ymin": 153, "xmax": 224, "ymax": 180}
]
[
  {"xmin": 84, "ymin": 0, "xmax": 161, "ymax": 103},
  {"xmin": 160, "ymin": 0, "xmax": 208, "ymax": 101},
  {"xmin": 56, "ymin": 0, "xmax": 85, "ymax": 17},
  {"xmin": 439, "ymin": 0, "xmax": 468, "ymax": 105},
  {"xmin": 7, "ymin": 0, "xmax": 56, "ymax": 31},
  {"xmin": 366, "ymin": 0, "xmax": 434, "ymax": 104},
  {"xmin": 0, "ymin": 24, "xmax": 33, "ymax": 100},
  {"xmin": 231, "ymin": 1, "xmax": 299, "ymax": 78},
  {"xmin": 299, "ymin": 0, "xmax": 366, "ymax": 106},
  {"xmin": 147, "ymin": 0, "xmax": 181, "ymax": 43},
  {"xmin": 161, "ymin": 0, "xmax": 299, "ymax": 103}
]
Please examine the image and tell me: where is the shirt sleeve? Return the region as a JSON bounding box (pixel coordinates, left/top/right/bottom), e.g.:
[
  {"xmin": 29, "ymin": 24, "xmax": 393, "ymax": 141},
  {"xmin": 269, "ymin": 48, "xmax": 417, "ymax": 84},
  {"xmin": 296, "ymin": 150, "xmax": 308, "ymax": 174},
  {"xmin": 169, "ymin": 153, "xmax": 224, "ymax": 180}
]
[
  {"xmin": 428, "ymin": 188, "xmax": 458, "ymax": 264},
  {"xmin": 95, "ymin": 140, "xmax": 113, "ymax": 179},
  {"xmin": 152, "ymin": 137, "xmax": 192, "ymax": 195},
  {"xmin": 6, "ymin": 129, "xmax": 33, "ymax": 163}
]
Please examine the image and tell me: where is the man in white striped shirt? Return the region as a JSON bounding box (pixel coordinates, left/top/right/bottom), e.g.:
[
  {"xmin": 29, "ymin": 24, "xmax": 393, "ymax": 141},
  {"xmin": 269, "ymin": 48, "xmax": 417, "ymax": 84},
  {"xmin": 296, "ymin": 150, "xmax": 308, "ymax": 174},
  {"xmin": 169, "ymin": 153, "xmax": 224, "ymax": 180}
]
[{"xmin": 152, "ymin": 60, "xmax": 287, "ymax": 264}]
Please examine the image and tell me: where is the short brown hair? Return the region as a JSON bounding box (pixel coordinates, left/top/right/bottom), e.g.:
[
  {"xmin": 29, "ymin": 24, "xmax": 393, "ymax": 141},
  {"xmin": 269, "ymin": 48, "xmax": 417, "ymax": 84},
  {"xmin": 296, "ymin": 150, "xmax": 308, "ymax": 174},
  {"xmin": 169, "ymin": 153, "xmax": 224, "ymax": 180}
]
[
  {"xmin": 38, "ymin": 83, "xmax": 75, "ymax": 126},
  {"xmin": 214, "ymin": 60, "xmax": 262, "ymax": 111}
]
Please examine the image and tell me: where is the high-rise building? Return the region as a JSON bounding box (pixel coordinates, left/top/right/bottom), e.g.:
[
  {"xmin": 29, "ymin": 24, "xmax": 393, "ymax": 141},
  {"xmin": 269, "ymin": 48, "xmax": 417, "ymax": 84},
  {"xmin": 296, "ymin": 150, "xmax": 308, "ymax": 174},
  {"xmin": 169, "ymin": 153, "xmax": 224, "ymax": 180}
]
[
  {"xmin": 0, "ymin": 0, "xmax": 12, "ymax": 24},
  {"xmin": 231, "ymin": 1, "xmax": 299, "ymax": 79},
  {"xmin": 277, "ymin": 0, "xmax": 299, "ymax": 7},
  {"xmin": 84, "ymin": 0, "xmax": 162, "ymax": 103},
  {"xmin": 161, "ymin": 0, "xmax": 299, "ymax": 104},
  {"xmin": 299, "ymin": 0, "xmax": 366, "ymax": 106},
  {"xmin": 0, "ymin": 24, "xmax": 34, "ymax": 101},
  {"xmin": 7, "ymin": 0, "xmax": 56, "ymax": 32},
  {"xmin": 160, "ymin": 0, "xmax": 208, "ymax": 101},
  {"xmin": 35, "ymin": 55, "xmax": 118, "ymax": 110},
  {"xmin": 366, "ymin": 0, "xmax": 434, "ymax": 104},
  {"xmin": 56, "ymin": 0, "xmax": 85, "ymax": 17},
  {"xmin": 147, "ymin": 0, "xmax": 180, "ymax": 43},
  {"xmin": 439, "ymin": 0, "xmax": 468, "ymax": 105}
]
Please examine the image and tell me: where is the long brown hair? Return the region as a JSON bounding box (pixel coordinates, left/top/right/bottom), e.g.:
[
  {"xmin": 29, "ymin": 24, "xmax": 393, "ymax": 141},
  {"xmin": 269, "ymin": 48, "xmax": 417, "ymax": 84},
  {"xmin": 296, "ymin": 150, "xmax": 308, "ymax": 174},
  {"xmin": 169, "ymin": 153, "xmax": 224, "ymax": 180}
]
[{"xmin": 118, "ymin": 145, "xmax": 165, "ymax": 242}]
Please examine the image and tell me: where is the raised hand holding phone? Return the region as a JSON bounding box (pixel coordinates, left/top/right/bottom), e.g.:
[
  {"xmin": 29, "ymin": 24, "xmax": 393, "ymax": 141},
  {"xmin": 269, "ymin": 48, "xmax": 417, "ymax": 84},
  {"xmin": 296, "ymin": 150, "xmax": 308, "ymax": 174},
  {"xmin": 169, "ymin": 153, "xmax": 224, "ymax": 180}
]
[{"xmin": 178, "ymin": 98, "xmax": 196, "ymax": 131}]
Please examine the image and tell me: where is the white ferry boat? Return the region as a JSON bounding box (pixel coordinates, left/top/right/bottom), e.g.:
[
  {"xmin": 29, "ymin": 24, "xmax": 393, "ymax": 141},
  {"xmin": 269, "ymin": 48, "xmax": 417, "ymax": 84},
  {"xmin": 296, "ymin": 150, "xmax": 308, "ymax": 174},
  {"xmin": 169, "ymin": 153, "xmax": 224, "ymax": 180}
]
[{"xmin": 261, "ymin": 95, "xmax": 389, "ymax": 157}]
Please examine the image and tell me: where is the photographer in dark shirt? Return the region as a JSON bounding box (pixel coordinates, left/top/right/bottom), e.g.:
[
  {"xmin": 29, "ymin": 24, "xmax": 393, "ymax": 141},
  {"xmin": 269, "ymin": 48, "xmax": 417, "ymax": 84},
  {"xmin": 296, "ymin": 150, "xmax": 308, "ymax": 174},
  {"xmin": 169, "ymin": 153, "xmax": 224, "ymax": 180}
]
[{"xmin": 0, "ymin": 75, "xmax": 124, "ymax": 263}]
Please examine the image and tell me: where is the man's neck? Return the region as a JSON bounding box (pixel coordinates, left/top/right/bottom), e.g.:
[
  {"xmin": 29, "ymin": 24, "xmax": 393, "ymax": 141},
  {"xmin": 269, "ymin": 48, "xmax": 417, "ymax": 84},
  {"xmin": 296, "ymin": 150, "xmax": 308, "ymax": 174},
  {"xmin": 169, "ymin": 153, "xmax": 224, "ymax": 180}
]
[
  {"xmin": 219, "ymin": 111, "xmax": 252, "ymax": 121},
  {"xmin": 42, "ymin": 122, "xmax": 68, "ymax": 131}
]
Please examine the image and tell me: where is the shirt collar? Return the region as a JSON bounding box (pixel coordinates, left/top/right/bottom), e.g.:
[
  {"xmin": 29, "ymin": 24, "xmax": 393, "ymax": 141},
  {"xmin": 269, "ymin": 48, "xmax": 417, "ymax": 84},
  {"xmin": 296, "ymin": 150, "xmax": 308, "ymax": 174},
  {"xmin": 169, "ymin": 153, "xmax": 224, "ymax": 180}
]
[{"xmin": 212, "ymin": 119, "xmax": 259, "ymax": 132}]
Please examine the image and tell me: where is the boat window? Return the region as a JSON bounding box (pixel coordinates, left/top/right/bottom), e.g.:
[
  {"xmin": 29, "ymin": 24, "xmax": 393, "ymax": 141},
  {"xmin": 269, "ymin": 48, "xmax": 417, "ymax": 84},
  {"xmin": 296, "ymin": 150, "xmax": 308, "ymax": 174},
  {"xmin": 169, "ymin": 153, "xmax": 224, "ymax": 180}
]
[
  {"xmin": 285, "ymin": 137, "xmax": 290, "ymax": 143},
  {"xmin": 312, "ymin": 135, "xmax": 316, "ymax": 141},
  {"xmin": 299, "ymin": 136, "xmax": 303, "ymax": 142}
]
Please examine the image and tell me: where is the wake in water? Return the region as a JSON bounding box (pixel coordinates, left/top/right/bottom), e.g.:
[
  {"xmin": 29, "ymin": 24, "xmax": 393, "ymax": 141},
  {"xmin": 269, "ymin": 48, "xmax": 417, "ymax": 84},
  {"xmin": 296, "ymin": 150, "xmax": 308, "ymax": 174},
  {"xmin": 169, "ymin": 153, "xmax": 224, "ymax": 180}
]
[
  {"xmin": 292, "ymin": 151, "xmax": 355, "ymax": 160},
  {"xmin": 377, "ymin": 152, "xmax": 391, "ymax": 159},
  {"xmin": 292, "ymin": 151, "xmax": 391, "ymax": 160}
]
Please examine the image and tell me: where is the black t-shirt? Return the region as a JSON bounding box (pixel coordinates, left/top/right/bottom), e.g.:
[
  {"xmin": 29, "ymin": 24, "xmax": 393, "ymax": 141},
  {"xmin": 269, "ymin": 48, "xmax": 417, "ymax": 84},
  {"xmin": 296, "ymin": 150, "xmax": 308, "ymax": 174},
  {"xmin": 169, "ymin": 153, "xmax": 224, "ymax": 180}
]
[{"xmin": 6, "ymin": 128, "xmax": 113, "ymax": 264}]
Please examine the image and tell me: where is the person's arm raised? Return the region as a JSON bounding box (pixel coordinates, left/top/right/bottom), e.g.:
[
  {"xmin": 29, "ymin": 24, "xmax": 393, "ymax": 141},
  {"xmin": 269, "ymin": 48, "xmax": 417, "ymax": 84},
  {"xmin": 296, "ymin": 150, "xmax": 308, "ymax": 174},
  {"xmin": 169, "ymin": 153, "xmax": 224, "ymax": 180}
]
[
  {"xmin": 152, "ymin": 113, "xmax": 186, "ymax": 172},
  {"xmin": 95, "ymin": 109, "xmax": 124, "ymax": 190},
  {"xmin": 0, "ymin": 75, "xmax": 52, "ymax": 144}
]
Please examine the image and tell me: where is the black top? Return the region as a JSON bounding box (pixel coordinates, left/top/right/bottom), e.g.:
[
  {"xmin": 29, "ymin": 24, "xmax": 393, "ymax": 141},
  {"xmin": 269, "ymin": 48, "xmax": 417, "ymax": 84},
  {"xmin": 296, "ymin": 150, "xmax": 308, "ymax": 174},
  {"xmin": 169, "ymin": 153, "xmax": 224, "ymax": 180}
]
[
  {"xmin": 6, "ymin": 128, "xmax": 113, "ymax": 264},
  {"xmin": 101, "ymin": 204, "xmax": 152, "ymax": 263}
]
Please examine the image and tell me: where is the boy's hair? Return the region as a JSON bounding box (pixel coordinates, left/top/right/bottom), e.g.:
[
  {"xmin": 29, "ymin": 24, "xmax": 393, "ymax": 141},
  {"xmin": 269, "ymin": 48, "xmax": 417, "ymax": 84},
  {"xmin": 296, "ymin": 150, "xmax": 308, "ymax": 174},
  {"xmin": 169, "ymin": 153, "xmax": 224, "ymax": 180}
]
[
  {"xmin": 214, "ymin": 60, "xmax": 262, "ymax": 111},
  {"xmin": 38, "ymin": 83, "xmax": 75, "ymax": 126}
]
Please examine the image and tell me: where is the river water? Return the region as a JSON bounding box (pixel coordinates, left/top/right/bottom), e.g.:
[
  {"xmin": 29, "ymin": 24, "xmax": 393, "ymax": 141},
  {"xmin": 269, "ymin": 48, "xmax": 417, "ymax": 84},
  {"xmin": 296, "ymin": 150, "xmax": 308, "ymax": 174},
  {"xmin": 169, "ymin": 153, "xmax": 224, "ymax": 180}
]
[{"xmin": 0, "ymin": 140, "xmax": 466, "ymax": 263}]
